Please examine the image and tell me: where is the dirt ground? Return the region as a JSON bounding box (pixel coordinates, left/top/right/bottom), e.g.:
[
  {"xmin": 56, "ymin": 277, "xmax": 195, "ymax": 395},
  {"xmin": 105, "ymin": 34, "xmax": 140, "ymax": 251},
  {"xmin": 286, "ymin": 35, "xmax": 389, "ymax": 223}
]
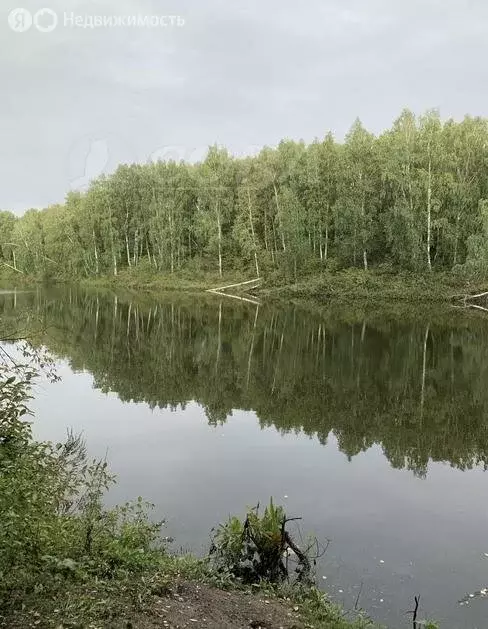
[{"xmin": 134, "ymin": 581, "xmax": 305, "ymax": 629}]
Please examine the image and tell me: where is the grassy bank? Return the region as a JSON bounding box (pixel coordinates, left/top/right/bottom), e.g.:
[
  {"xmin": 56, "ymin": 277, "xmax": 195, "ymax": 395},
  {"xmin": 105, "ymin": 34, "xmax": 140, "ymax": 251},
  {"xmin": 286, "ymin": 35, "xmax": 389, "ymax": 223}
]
[
  {"xmin": 1, "ymin": 266, "xmax": 486, "ymax": 306},
  {"xmin": 78, "ymin": 268, "xmax": 488, "ymax": 304},
  {"xmin": 0, "ymin": 356, "xmax": 387, "ymax": 629},
  {"xmin": 79, "ymin": 266, "xmax": 255, "ymax": 295},
  {"xmin": 3, "ymin": 549, "xmax": 379, "ymax": 629},
  {"xmin": 0, "ymin": 267, "xmax": 250, "ymax": 295},
  {"xmin": 260, "ymin": 269, "xmax": 488, "ymax": 304}
]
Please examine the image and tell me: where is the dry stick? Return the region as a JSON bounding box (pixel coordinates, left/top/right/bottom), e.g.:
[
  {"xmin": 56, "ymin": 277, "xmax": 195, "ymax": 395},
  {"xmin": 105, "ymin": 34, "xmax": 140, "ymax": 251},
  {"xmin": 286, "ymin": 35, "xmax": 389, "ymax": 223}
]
[
  {"xmin": 463, "ymin": 290, "xmax": 488, "ymax": 300},
  {"xmin": 208, "ymin": 290, "xmax": 261, "ymax": 306},
  {"xmin": 320, "ymin": 538, "xmax": 331, "ymax": 559},
  {"xmin": 206, "ymin": 277, "xmax": 262, "ymax": 293},
  {"xmin": 1, "ymin": 262, "xmax": 24, "ymax": 274},
  {"xmin": 354, "ymin": 581, "xmax": 364, "ymax": 611},
  {"xmin": 279, "ymin": 517, "xmax": 307, "ymax": 581},
  {"xmin": 467, "ymin": 303, "xmax": 488, "ymax": 313},
  {"xmin": 283, "ymin": 532, "xmax": 311, "ymax": 581},
  {"xmin": 410, "ymin": 595, "xmax": 420, "ymax": 629}
]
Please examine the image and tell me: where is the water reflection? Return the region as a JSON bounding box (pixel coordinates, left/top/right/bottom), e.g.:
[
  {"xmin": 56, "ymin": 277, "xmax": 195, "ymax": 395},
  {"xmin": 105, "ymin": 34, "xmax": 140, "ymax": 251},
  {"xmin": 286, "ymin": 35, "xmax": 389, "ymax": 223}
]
[{"xmin": 2, "ymin": 287, "xmax": 488, "ymax": 478}]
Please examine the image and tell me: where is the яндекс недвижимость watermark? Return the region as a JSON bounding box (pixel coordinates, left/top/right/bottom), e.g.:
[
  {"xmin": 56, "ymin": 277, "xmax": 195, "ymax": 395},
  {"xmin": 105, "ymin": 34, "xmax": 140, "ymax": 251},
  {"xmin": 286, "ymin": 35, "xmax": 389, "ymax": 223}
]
[{"xmin": 8, "ymin": 8, "xmax": 185, "ymax": 33}]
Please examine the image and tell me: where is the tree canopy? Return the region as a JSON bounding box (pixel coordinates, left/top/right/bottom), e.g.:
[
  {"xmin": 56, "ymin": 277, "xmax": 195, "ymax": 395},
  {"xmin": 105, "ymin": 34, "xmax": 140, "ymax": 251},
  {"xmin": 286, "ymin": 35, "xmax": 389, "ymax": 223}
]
[{"xmin": 3, "ymin": 110, "xmax": 488, "ymax": 280}]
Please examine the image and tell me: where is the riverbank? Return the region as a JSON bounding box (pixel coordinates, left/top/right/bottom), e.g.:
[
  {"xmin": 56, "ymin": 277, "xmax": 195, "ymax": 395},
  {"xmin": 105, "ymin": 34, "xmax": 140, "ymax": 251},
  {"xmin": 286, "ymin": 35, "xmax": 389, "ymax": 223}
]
[
  {"xmin": 2, "ymin": 267, "xmax": 484, "ymax": 306},
  {"xmin": 81, "ymin": 269, "xmax": 487, "ymax": 304},
  {"xmin": 259, "ymin": 269, "xmax": 487, "ymax": 304},
  {"xmin": 0, "ymin": 355, "xmax": 378, "ymax": 629},
  {"xmin": 1, "ymin": 460, "xmax": 376, "ymax": 629},
  {"xmin": 7, "ymin": 556, "xmax": 376, "ymax": 629},
  {"xmin": 5, "ymin": 556, "xmax": 369, "ymax": 629}
]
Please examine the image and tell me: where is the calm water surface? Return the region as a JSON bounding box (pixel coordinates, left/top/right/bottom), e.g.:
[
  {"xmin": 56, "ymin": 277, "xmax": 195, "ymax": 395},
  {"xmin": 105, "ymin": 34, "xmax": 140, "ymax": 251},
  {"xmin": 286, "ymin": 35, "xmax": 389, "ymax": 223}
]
[{"xmin": 2, "ymin": 287, "xmax": 488, "ymax": 628}]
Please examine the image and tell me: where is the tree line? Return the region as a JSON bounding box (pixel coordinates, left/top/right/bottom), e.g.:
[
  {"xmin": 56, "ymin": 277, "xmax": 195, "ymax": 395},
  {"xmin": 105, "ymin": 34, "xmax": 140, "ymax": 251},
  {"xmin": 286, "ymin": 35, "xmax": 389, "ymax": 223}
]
[
  {"xmin": 3, "ymin": 287, "xmax": 488, "ymax": 477},
  {"xmin": 2, "ymin": 109, "xmax": 488, "ymax": 280}
]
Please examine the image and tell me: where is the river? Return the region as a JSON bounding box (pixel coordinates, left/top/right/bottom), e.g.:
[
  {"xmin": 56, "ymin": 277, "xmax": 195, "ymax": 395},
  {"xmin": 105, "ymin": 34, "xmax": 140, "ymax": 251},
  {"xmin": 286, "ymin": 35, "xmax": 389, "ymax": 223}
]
[{"xmin": 1, "ymin": 286, "xmax": 487, "ymax": 628}]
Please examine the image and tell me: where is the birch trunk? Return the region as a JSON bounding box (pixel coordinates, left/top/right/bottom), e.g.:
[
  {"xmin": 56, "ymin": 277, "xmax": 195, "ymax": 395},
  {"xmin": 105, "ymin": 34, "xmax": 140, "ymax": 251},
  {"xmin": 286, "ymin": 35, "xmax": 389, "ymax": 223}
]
[
  {"xmin": 453, "ymin": 213, "xmax": 460, "ymax": 267},
  {"xmin": 273, "ymin": 182, "xmax": 286, "ymax": 252},
  {"xmin": 93, "ymin": 229, "xmax": 99, "ymax": 275},
  {"xmin": 247, "ymin": 186, "xmax": 260, "ymax": 278},
  {"xmin": 360, "ymin": 174, "xmax": 368, "ymax": 270},
  {"xmin": 125, "ymin": 203, "xmax": 131, "ymax": 267},
  {"xmin": 133, "ymin": 230, "xmax": 138, "ymax": 267},
  {"xmin": 263, "ymin": 212, "xmax": 268, "ymax": 250}
]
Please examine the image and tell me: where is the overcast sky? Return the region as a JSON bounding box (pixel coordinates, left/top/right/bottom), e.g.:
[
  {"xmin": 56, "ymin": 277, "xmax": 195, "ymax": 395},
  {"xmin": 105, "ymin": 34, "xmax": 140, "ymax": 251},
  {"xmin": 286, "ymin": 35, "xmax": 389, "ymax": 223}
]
[{"xmin": 2, "ymin": 0, "xmax": 488, "ymax": 213}]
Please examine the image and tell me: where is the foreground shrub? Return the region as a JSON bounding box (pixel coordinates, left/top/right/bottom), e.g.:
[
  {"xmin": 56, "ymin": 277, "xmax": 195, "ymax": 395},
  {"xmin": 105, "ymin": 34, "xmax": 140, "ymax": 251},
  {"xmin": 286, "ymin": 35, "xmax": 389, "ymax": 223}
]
[
  {"xmin": 210, "ymin": 499, "xmax": 313, "ymax": 584},
  {"xmin": 0, "ymin": 354, "xmax": 167, "ymax": 626}
]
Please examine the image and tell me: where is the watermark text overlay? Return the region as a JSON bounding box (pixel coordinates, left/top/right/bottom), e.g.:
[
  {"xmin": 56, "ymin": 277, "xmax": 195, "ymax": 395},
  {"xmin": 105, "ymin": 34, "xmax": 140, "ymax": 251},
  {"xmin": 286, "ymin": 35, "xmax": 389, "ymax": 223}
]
[{"xmin": 8, "ymin": 8, "xmax": 185, "ymax": 33}]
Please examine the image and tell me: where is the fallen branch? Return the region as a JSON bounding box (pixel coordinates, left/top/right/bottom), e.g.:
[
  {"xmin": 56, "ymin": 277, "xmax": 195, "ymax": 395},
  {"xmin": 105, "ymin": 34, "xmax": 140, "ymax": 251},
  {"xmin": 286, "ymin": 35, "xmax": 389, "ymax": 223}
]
[
  {"xmin": 463, "ymin": 290, "xmax": 488, "ymax": 300},
  {"xmin": 406, "ymin": 595, "xmax": 420, "ymax": 629},
  {"xmin": 354, "ymin": 581, "xmax": 364, "ymax": 611},
  {"xmin": 208, "ymin": 290, "xmax": 261, "ymax": 306},
  {"xmin": 283, "ymin": 530, "xmax": 311, "ymax": 582},
  {"xmin": 467, "ymin": 304, "xmax": 488, "ymax": 313},
  {"xmin": 1, "ymin": 263, "xmax": 24, "ymax": 274},
  {"xmin": 206, "ymin": 278, "xmax": 262, "ymax": 293}
]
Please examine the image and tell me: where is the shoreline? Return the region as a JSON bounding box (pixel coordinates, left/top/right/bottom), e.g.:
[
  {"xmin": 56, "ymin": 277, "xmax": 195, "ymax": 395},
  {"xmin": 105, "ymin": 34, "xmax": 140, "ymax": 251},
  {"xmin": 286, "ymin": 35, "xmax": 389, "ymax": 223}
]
[{"xmin": 1, "ymin": 268, "xmax": 487, "ymax": 307}]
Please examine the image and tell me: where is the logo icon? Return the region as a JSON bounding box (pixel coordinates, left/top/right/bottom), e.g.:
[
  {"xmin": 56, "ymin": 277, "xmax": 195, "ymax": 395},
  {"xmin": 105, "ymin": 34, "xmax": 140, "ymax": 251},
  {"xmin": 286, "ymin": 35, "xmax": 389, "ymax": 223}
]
[
  {"xmin": 8, "ymin": 7, "xmax": 58, "ymax": 33},
  {"xmin": 33, "ymin": 8, "xmax": 58, "ymax": 32},
  {"xmin": 8, "ymin": 8, "xmax": 32, "ymax": 32}
]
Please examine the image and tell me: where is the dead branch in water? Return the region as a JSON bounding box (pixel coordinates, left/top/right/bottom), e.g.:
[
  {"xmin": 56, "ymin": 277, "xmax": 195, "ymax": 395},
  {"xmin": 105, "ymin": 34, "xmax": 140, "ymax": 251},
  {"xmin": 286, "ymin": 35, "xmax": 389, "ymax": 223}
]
[
  {"xmin": 406, "ymin": 595, "xmax": 420, "ymax": 629},
  {"xmin": 354, "ymin": 581, "xmax": 364, "ymax": 611},
  {"xmin": 206, "ymin": 278, "xmax": 262, "ymax": 293},
  {"xmin": 463, "ymin": 290, "xmax": 488, "ymax": 300},
  {"xmin": 280, "ymin": 517, "xmax": 311, "ymax": 582},
  {"xmin": 467, "ymin": 303, "xmax": 488, "ymax": 313},
  {"xmin": 207, "ymin": 290, "xmax": 261, "ymax": 306},
  {"xmin": 206, "ymin": 277, "xmax": 262, "ymax": 305}
]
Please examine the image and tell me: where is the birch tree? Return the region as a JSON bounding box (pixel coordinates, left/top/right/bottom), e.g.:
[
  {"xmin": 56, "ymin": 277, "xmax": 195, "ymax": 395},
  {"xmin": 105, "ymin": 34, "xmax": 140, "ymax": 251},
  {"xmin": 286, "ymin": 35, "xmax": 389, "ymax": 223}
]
[
  {"xmin": 418, "ymin": 111, "xmax": 442, "ymax": 271},
  {"xmin": 196, "ymin": 146, "xmax": 235, "ymax": 276},
  {"xmin": 337, "ymin": 119, "xmax": 378, "ymax": 268}
]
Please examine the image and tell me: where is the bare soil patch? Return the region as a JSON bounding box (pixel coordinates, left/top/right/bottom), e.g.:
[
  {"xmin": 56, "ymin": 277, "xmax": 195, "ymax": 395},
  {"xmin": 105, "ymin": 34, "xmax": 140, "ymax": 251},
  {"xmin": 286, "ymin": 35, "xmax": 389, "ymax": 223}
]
[{"xmin": 133, "ymin": 581, "xmax": 305, "ymax": 629}]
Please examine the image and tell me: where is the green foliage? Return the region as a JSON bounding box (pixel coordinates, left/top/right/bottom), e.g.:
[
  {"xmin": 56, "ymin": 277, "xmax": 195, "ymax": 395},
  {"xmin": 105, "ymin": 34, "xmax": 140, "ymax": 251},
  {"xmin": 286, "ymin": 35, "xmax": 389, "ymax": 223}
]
[
  {"xmin": 210, "ymin": 499, "xmax": 312, "ymax": 584},
  {"xmin": 0, "ymin": 355, "xmax": 168, "ymax": 627},
  {"xmin": 292, "ymin": 585, "xmax": 376, "ymax": 629},
  {"xmin": 3, "ymin": 109, "xmax": 488, "ymax": 285}
]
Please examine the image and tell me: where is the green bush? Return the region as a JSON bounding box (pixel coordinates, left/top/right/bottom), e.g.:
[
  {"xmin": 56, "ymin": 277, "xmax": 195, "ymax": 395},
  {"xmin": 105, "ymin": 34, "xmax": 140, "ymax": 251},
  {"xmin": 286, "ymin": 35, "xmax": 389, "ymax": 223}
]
[
  {"xmin": 0, "ymin": 356, "xmax": 167, "ymax": 626},
  {"xmin": 210, "ymin": 499, "xmax": 312, "ymax": 584}
]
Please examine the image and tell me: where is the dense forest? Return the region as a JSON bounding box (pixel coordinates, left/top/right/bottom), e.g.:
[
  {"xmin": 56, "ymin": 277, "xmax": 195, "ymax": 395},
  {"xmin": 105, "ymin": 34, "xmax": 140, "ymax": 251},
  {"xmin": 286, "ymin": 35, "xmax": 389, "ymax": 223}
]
[
  {"xmin": 3, "ymin": 287, "xmax": 488, "ymax": 478},
  {"xmin": 3, "ymin": 109, "xmax": 488, "ymax": 281}
]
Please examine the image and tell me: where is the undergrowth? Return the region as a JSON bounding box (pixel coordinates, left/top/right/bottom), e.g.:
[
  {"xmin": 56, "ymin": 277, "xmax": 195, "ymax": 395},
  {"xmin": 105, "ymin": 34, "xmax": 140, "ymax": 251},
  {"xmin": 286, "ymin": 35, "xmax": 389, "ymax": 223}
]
[{"xmin": 0, "ymin": 343, "xmax": 439, "ymax": 628}]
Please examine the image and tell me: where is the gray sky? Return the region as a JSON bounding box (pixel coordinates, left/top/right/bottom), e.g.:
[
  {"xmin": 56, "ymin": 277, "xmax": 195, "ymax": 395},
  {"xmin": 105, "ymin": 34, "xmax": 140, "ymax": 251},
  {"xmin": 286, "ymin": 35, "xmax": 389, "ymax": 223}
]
[{"xmin": 2, "ymin": 0, "xmax": 488, "ymax": 213}]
